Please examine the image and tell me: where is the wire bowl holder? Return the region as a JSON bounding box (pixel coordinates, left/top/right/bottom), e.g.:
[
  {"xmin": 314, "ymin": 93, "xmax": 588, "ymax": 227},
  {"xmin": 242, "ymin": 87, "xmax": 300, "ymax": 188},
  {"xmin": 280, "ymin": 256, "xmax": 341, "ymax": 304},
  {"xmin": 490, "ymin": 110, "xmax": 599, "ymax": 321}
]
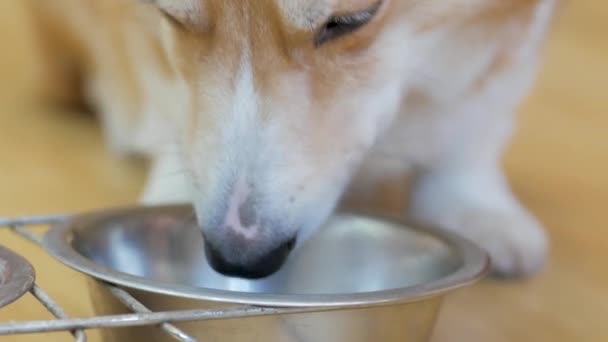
[{"xmin": 0, "ymin": 214, "xmax": 303, "ymax": 342}]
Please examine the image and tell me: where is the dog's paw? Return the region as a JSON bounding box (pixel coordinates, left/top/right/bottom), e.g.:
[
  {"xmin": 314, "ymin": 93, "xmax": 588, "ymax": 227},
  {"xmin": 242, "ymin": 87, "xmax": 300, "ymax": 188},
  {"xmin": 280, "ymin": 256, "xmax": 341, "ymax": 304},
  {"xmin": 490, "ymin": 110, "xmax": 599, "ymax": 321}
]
[
  {"xmin": 411, "ymin": 203, "xmax": 548, "ymax": 278},
  {"xmin": 443, "ymin": 209, "xmax": 548, "ymax": 278}
]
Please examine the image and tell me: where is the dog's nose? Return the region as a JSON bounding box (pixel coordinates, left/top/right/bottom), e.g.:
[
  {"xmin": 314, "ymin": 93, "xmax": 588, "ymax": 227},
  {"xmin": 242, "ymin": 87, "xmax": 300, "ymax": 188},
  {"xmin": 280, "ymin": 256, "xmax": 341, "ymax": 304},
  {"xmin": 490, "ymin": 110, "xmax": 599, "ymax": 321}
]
[{"xmin": 204, "ymin": 237, "xmax": 296, "ymax": 279}]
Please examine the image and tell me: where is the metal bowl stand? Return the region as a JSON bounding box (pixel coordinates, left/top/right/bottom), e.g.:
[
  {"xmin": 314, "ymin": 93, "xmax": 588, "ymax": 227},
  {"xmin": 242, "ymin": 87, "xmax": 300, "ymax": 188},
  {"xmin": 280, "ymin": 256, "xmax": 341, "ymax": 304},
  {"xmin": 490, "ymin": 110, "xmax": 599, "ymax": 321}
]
[{"xmin": 0, "ymin": 215, "xmax": 314, "ymax": 342}]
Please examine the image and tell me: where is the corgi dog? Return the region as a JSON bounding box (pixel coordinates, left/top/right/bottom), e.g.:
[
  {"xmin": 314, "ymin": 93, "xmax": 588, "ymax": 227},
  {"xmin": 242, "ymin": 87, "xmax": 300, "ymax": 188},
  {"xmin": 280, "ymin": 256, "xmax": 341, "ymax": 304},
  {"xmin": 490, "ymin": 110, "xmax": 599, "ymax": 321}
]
[{"xmin": 27, "ymin": 0, "xmax": 556, "ymax": 279}]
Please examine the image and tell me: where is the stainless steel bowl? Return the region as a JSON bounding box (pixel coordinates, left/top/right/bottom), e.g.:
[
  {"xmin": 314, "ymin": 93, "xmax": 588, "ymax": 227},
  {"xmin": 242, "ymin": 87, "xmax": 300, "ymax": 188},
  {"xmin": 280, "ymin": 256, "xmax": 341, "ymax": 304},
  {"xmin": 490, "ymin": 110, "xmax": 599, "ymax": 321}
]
[
  {"xmin": 0, "ymin": 245, "xmax": 35, "ymax": 308},
  {"xmin": 43, "ymin": 205, "xmax": 488, "ymax": 342}
]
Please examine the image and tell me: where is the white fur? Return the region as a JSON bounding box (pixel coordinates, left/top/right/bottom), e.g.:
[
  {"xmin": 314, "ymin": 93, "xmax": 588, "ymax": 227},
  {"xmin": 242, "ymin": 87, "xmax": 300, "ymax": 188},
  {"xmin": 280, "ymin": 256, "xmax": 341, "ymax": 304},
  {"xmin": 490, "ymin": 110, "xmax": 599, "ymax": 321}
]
[
  {"xmin": 368, "ymin": 0, "xmax": 555, "ymax": 276},
  {"xmin": 141, "ymin": 150, "xmax": 193, "ymax": 204},
  {"xmin": 214, "ymin": 51, "xmax": 263, "ymax": 240}
]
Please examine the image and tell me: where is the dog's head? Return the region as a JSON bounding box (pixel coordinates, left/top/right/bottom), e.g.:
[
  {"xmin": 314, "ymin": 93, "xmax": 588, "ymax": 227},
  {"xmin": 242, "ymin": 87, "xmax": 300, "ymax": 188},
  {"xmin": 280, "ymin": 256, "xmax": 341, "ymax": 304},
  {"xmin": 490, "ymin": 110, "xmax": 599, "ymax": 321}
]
[{"xmin": 151, "ymin": 0, "xmax": 417, "ymax": 278}]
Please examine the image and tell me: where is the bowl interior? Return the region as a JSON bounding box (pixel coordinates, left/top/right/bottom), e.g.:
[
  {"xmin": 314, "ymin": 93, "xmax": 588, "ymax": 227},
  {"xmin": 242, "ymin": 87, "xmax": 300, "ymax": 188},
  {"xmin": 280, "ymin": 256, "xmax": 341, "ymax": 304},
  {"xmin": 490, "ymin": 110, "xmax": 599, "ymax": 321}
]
[{"xmin": 69, "ymin": 208, "xmax": 462, "ymax": 296}]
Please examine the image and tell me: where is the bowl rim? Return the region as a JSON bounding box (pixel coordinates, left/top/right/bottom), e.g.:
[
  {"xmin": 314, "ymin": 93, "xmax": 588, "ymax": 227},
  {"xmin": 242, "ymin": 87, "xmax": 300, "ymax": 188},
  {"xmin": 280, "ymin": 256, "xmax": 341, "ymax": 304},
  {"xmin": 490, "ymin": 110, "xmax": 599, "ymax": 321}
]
[
  {"xmin": 0, "ymin": 245, "xmax": 36, "ymax": 308},
  {"xmin": 42, "ymin": 204, "xmax": 489, "ymax": 308}
]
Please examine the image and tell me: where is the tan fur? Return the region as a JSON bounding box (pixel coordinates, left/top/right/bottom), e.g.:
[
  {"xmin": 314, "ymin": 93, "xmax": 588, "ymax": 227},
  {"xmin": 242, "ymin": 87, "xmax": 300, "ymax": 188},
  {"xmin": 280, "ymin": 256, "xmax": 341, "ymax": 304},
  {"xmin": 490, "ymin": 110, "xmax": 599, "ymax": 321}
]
[{"xmin": 26, "ymin": 0, "xmax": 557, "ymax": 277}]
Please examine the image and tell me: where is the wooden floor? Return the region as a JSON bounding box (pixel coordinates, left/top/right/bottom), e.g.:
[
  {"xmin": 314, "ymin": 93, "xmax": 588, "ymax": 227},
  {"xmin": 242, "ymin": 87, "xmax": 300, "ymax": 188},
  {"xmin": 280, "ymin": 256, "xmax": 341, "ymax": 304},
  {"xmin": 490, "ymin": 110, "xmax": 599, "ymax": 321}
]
[{"xmin": 0, "ymin": 1, "xmax": 606, "ymax": 341}]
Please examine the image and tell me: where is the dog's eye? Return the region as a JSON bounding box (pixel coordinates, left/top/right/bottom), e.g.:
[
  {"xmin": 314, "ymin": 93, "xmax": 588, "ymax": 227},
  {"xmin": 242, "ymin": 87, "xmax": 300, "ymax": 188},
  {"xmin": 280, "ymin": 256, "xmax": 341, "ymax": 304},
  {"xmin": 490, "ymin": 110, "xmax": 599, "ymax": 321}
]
[
  {"xmin": 158, "ymin": 9, "xmax": 186, "ymax": 29},
  {"xmin": 152, "ymin": 0, "xmax": 200, "ymax": 31},
  {"xmin": 314, "ymin": 1, "xmax": 382, "ymax": 47}
]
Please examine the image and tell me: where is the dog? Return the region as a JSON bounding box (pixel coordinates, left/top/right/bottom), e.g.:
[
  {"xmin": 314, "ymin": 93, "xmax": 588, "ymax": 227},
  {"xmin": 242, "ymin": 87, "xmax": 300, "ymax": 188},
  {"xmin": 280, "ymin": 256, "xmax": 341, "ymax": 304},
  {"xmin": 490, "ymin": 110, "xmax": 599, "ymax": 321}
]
[{"xmin": 26, "ymin": 0, "xmax": 557, "ymax": 279}]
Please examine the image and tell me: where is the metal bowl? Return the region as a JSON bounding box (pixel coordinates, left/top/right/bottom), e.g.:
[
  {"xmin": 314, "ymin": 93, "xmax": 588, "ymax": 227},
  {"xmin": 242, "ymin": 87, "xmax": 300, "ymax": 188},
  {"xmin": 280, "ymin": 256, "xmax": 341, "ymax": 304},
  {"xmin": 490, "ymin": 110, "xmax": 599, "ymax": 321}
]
[
  {"xmin": 0, "ymin": 245, "xmax": 35, "ymax": 308},
  {"xmin": 43, "ymin": 205, "xmax": 488, "ymax": 342}
]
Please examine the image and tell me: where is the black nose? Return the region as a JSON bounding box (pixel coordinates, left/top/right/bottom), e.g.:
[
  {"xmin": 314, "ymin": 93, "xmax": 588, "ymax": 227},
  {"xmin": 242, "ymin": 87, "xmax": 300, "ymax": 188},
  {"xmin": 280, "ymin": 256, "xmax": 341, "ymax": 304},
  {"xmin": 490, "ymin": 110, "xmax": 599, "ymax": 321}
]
[{"xmin": 204, "ymin": 237, "xmax": 296, "ymax": 279}]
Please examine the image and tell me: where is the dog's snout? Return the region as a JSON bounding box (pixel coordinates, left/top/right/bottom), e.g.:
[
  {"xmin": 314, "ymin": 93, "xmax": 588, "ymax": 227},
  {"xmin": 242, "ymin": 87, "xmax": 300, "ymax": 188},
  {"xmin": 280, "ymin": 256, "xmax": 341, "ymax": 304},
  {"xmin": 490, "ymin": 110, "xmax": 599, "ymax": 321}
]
[
  {"xmin": 196, "ymin": 175, "xmax": 300, "ymax": 278},
  {"xmin": 204, "ymin": 237, "xmax": 297, "ymax": 279}
]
